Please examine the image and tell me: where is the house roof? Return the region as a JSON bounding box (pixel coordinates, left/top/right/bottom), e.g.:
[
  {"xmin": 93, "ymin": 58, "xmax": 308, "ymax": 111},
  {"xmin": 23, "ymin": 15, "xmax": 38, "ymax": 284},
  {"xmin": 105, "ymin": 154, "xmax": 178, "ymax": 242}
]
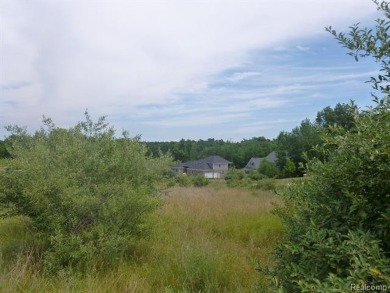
[
  {"xmin": 244, "ymin": 157, "xmax": 263, "ymax": 170},
  {"xmin": 243, "ymin": 151, "xmax": 278, "ymax": 171},
  {"xmin": 265, "ymin": 151, "xmax": 277, "ymax": 163},
  {"xmin": 175, "ymin": 155, "xmax": 231, "ymax": 171}
]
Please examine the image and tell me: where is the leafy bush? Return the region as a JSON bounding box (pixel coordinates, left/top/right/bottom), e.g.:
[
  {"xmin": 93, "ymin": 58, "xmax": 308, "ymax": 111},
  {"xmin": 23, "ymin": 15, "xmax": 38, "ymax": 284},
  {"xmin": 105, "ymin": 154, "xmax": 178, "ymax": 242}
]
[
  {"xmin": 265, "ymin": 4, "xmax": 390, "ymax": 291},
  {"xmin": 225, "ymin": 168, "xmax": 276, "ymax": 191},
  {"xmin": 248, "ymin": 170, "xmax": 268, "ymax": 181},
  {"xmin": 254, "ymin": 179, "xmax": 276, "ymax": 191},
  {"xmin": 224, "ymin": 168, "xmax": 245, "ymax": 187},
  {"xmin": 258, "ymin": 160, "xmax": 279, "ymax": 178},
  {"xmin": 268, "ymin": 100, "xmax": 390, "ymax": 292},
  {"xmin": 175, "ymin": 173, "xmax": 192, "ymax": 187},
  {"xmin": 0, "ymin": 113, "xmax": 172, "ymax": 274},
  {"xmin": 192, "ymin": 174, "xmax": 209, "ymax": 187}
]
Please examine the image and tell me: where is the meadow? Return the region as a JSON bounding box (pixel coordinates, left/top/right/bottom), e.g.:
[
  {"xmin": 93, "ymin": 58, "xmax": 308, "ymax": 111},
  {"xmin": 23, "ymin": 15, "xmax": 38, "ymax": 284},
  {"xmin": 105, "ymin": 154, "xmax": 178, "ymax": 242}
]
[{"xmin": 0, "ymin": 186, "xmax": 283, "ymax": 293}]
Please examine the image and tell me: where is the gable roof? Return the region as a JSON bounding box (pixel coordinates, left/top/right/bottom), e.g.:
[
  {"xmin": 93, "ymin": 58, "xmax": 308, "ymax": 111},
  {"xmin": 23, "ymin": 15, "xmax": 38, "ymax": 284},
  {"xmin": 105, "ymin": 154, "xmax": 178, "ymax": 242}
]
[
  {"xmin": 265, "ymin": 151, "xmax": 277, "ymax": 163},
  {"xmin": 175, "ymin": 155, "xmax": 231, "ymax": 171},
  {"xmin": 243, "ymin": 151, "xmax": 278, "ymax": 171}
]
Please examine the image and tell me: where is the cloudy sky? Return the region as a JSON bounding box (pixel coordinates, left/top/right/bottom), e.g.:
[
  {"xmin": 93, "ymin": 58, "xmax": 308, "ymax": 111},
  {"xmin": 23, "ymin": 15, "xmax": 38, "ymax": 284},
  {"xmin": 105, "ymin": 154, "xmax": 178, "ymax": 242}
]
[{"xmin": 0, "ymin": 0, "xmax": 382, "ymax": 141}]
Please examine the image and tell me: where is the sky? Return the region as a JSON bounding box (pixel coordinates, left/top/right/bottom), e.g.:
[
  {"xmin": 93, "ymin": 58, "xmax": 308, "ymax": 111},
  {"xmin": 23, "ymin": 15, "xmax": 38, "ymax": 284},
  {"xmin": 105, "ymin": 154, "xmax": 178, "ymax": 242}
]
[{"xmin": 0, "ymin": 0, "xmax": 383, "ymax": 141}]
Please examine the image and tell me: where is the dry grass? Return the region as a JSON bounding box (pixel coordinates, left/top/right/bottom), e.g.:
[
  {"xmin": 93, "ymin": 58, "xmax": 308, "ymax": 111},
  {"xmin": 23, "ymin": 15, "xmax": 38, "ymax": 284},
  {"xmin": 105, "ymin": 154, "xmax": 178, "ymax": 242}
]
[
  {"xmin": 0, "ymin": 187, "xmax": 283, "ymax": 292},
  {"xmin": 137, "ymin": 187, "xmax": 283, "ymax": 292}
]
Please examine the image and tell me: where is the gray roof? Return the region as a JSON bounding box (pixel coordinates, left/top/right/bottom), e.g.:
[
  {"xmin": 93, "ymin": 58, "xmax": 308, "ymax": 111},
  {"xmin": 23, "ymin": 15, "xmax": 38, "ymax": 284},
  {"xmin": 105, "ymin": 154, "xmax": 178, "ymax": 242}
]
[
  {"xmin": 175, "ymin": 155, "xmax": 231, "ymax": 171},
  {"xmin": 265, "ymin": 151, "xmax": 277, "ymax": 163},
  {"xmin": 244, "ymin": 157, "xmax": 263, "ymax": 170},
  {"xmin": 244, "ymin": 151, "xmax": 278, "ymax": 171}
]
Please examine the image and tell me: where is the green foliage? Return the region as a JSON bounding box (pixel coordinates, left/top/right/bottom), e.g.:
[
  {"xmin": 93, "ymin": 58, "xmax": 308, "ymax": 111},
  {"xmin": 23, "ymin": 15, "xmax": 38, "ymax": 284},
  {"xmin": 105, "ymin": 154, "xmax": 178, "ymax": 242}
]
[
  {"xmin": 146, "ymin": 137, "xmax": 275, "ymax": 168},
  {"xmin": 326, "ymin": 0, "xmax": 390, "ymax": 99},
  {"xmin": 225, "ymin": 168, "xmax": 276, "ymax": 191},
  {"xmin": 175, "ymin": 174, "xmax": 192, "ymax": 187},
  {"xmin": 254, "ymin": 179, "xmax": 276, "ymax": 192},
  {"xmin": 316, "ymin": 102, "xmax": 359, "ymax": 131},
  {"xmin": 258, "ymin": 160, "xmax": 279, "ymax": 178},
  {"xmin": 276, "ymin": 119, "xmax": 322, "ymax": 176},
  {"xmin": 269, "ymin": 93, "xmax": 390, "ymax": 292},
  {"xmin": 248, "ymin": 170, "xmax": 268, "ymax": 181},
  {"xmin": 0, "ymin": 187, "xmax": 283, "ymax": 292},
  {"xmin": 267, "ymin": 4, "xmax": 390, "ymax": 290},
  {"xmin": 224, "ymin": 168, "xmax": 245, "ymax": 188},
  {"xmin": 174, "ymin": 174, "xmax": 209, "ymax": 188},
  {"xmin": 0, "ymin": 140, "xmax": 11, "ymax": 159},
  {"xmin": 191, "ymin": 174, "xmax": 209, "ymax": 187},
  {"xmin": 282, "ymin": 158, "xmax": 296, "ymax": 178},
  {"xmin": 0, "ymin": 216, "xmax": 33, "ymax": 266},
  {"xmin": 0, "ymin": 113, "xmax": 172, "ymax": 274}
]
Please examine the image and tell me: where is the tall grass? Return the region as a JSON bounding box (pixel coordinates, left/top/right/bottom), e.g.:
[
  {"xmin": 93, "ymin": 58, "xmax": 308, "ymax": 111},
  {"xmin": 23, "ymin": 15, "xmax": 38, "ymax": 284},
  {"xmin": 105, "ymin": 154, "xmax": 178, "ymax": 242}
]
[{"xmin": 0, "ymin": 187, "xmax": 283, "ymax": 292}]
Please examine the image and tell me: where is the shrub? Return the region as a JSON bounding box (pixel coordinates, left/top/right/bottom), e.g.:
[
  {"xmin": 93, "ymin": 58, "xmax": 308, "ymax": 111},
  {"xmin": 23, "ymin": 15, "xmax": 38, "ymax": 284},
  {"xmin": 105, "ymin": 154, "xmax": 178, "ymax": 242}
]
[
  {"xmin": 192, "ymin": 174, "xmax": 209, "ymax": 187},
  {"xmin": 248, "ymin": 170, "xmax": 268, "ymax": 181},
  {"xmin": 0, "ymin": 113, "xmax": 172, "ymax": 274},
  {"xmin": 268, "ymin": 100, "xmax": 390, "ymax": 292},
  {"xmin": 254, "ymin": 179, "xmax": 276, "ymax": 191},
  {"xmin": 224, "ymin": 168, "xmax": 245, "ymax": 187},
  {"xmin": 258, "ymin": 160, "xmax": 279, "ymax": 178},
  {"xmin": 175, "ymin": 173, "xmax": 192, "ymax": 187},
  {"xmin": 265, "ymin": 4, "xmax": 390, "ymax": 291}
]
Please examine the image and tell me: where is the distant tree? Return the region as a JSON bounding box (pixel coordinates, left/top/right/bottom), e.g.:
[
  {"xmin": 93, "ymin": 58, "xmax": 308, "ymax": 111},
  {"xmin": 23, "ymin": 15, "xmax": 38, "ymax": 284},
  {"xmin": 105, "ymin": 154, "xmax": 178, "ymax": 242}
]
[
  {"xmin": 144, "ymin": 136, "xmax": 275, "ymax": 168},
  {"xmin": 316, "ymin": 102, "xmax": 359, "ymax": 131},
  {"xmin": 258, "ymin": 160, "xmax": 279, "ymax": 178},
  {"xmin": 276, "ymin": 119, "xmax": 322, "ymax": 175},
  {"xmin": 282, "ymin": 158, "xmax": 296, "ymax": 178}
]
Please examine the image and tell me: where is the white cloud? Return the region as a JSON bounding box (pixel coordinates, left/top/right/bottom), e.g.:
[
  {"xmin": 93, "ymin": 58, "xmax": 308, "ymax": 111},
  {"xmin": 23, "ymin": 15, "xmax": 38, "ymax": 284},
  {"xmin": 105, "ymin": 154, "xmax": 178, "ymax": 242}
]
[
  {"xmin": 0, "ymin": 0, "xmax": 379, "ymax": 138},
  {"xmin": 227, "ymin": 72, "xmax": 261, "ymax": 82},
  {"xmin": 296, "ymin": 45, "xmax": 310, "ymax": 51}
]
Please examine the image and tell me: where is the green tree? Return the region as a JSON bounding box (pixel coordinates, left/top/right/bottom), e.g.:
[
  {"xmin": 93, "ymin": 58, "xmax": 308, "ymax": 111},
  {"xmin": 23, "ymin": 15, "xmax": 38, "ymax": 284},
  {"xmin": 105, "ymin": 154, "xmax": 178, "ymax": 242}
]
[
  {"xmin": 276, "ymin": 119, "xmax": 322, "ymax": 175},
  {"xmin": 0, "ymin": 113, "xmax": 172, "ymax": 273},
  {"xmin": 258, "ymin": 160, "xmax": 279, "ymax": 178},
  {"xmin": 145, "ymin": 136, "xmax": 275, "ymax": 168},
  {"xmin": 282, "ymin": 158, "xmax": 296, "ymax": 178},
  {"xmin": 270, "ymin": 101, "xmax": 390, "ymax": 292},
  {"xmin": 267, "ymin": 2, "xmax": 390, "ymax": 291},
  {"xmin": 0, "ymin": 140, "xmax": 11, "ymax": 158},
  {"xmin": 316, "ymin": 102, "xmax": 359, "ymax": 131}
]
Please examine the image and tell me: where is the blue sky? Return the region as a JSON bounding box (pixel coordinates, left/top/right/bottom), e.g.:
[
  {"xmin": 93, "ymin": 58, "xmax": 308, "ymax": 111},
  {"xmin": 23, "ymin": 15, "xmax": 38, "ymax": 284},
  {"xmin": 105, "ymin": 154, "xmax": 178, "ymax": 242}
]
[{"xmin": 0, "ymin": 0, "xmax": 382, "ymax": 141}]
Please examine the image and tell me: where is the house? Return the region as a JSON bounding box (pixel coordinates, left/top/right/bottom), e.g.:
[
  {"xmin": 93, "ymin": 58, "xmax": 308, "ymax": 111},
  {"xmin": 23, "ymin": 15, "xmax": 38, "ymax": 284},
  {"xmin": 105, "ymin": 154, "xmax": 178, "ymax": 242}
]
[
  {"xmin": 172, "ymin": 155, "xmax": 231, "ymax": 179},
  {"xmin": 243, "ymin": 151, "xmax": 278, "ymax": 172}
]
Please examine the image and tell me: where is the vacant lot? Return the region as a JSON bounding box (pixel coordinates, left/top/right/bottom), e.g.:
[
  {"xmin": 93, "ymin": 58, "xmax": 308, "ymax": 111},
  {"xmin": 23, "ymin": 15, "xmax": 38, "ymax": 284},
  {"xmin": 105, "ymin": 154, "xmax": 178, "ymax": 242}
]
[{"xmin": 0, "ymin": 186, "xmax": 283, "ymax": 293}]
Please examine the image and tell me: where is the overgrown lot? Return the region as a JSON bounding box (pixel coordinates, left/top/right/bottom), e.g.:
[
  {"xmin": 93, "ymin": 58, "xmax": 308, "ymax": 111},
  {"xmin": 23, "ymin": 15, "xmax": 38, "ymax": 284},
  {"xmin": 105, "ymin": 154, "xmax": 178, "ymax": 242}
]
[{"xmin": 0, "ymin": 187, "xmax": 283, "ymax": 292}]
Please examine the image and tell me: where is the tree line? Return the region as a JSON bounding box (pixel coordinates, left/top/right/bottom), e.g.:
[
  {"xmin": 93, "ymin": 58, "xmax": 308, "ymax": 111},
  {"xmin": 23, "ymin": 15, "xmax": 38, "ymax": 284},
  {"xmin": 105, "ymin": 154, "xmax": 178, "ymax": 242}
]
[
  {"xmin": 144, "ymin": 101, "xmax": 359, "ymax": 177},
  {"xmin": 0, "ymin": 101, "xmax": 359, "ymax": 178}
]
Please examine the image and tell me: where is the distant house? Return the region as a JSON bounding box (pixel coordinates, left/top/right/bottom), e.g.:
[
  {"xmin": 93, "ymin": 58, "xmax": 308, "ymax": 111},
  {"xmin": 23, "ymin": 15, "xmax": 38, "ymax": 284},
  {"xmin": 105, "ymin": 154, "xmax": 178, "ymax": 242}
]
[
  {"xmin": 243, "ymin": 151, "xmax": 278, "ymax": 172},
  {"xmin": 172, "ymin": 155, "xmax": 231, "ymax": 179}
]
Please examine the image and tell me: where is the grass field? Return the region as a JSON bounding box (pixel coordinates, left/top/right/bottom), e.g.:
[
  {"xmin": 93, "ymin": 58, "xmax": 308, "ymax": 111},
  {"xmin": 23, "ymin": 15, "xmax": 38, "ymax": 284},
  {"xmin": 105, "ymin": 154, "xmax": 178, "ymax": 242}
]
[{"xmin": 0, "ymin": 186, "xmax": 283, "ymax": 292}]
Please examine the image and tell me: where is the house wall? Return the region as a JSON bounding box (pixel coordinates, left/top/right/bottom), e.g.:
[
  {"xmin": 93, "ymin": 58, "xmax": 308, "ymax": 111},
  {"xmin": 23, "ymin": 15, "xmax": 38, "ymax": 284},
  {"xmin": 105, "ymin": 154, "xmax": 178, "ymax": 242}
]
[
  {"xmin": 212, "ymin": 163, "xmax": 229, "ymax": 171},
  {"xmin": 187, "ymin": 169, "xmax": 204, "ymax": 176},
  {"xmin": 188, "ymin": 169, "xmax": 226, "ymax": 179},
  {"xmin": 205, "ymin": 172, "xmax": 222, "ymax": 179}
]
